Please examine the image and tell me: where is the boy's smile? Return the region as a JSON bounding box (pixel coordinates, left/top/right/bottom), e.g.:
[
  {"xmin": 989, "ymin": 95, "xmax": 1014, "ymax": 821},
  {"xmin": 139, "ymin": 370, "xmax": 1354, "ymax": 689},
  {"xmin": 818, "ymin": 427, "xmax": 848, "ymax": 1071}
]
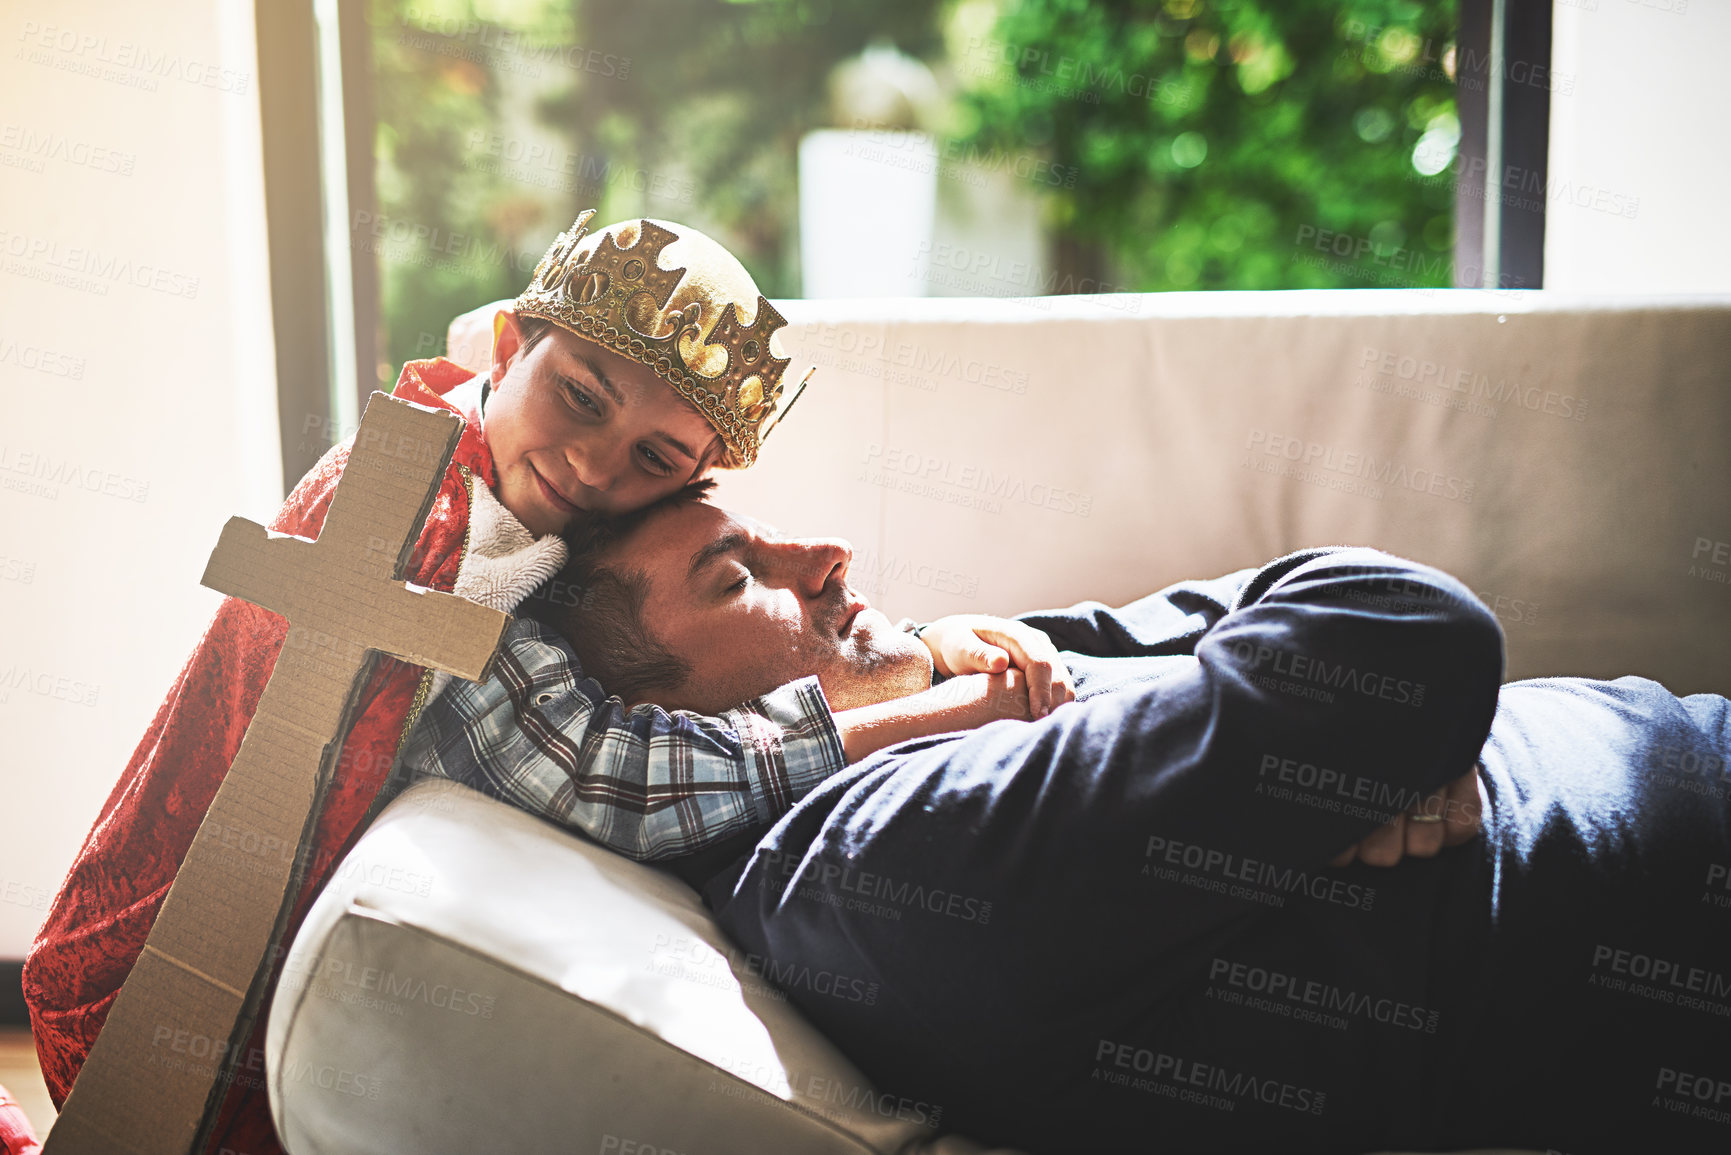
[
  {"xmin": 482, "ymin": 311, "xmax": 722, "ymax": 536},
  {"xmin": 527, "ymin": 460, "xmax": 580, "ymax": 515}
]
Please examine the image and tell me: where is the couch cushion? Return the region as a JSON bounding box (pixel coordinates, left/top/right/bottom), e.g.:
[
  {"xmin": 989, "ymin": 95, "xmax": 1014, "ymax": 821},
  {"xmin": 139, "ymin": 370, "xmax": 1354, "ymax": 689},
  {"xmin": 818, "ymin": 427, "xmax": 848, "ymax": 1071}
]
[
  {"xmin": 451, "ymin": 291, "xmax": 1731, "ymax": 693},
  {"xmin": 265, "ymin": 777, "xmax": 1004, "ymax": 1154},
  {"xmin": 732, "ymin": 292, "xmax": 1731, "ymax": 696}
]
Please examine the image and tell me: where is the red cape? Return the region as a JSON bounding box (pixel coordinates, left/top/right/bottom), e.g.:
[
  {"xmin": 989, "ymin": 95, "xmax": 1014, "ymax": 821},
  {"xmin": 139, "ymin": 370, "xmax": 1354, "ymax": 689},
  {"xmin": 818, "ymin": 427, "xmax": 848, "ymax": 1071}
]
[{"xmin": 23, "ymin": 360, "xmax": 494, "ymax": 1154}]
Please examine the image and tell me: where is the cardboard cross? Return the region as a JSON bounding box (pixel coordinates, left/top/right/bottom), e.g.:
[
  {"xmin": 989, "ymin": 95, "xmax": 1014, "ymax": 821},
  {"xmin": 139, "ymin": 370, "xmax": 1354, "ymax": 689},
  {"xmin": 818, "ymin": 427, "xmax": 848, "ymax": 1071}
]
[{"xmin": 44, "ymin": 393, "xmax": 510, "ymax": 1155}]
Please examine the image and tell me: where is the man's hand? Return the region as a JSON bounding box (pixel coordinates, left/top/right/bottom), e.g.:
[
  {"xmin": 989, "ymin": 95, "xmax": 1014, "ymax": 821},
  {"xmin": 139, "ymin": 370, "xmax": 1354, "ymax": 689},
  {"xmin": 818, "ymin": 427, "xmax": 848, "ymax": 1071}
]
[
  {"xmin": 916, "ymin": 615, "xmax": 1077, "ymax": 718},
  {"xmin": 1330, "ymin": 763, "xmax": 1485, "ymax": 868}
]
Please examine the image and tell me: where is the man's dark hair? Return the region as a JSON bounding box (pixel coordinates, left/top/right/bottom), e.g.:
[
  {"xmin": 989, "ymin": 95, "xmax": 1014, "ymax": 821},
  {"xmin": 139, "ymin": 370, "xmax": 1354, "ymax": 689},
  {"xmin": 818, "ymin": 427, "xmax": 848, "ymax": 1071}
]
[{"xmin": 525, "ymin": 479, "xmax": 718, "ymax": 704}]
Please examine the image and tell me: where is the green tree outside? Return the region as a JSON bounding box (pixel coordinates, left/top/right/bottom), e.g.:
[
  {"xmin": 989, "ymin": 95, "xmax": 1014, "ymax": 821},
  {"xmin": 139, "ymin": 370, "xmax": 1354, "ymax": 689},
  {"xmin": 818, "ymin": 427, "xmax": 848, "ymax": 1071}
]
[
  {"xmin": 948, "ymin": 0, "xmax": 1459, "ymax": 290},
  {"xmin": 366, "ymin": 0, "xmax": 1459, "ymax": 382}
]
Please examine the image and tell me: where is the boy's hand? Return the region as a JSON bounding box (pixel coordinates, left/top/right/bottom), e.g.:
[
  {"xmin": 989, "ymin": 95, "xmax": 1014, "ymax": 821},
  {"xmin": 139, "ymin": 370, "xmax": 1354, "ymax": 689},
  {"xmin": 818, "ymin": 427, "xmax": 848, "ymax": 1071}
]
[
  {"xmin": 835, "ymin": 669, "xmax": 1032, "ymax": 763},
  {"xmin": 1330, "ymin": 763, "xmax": 1485, "ymax": 868},
  {"xmin": 917, "ymin": 615, "xmax": 1077, "ymax": 718},
  {"xmin": 937, "ymin": 668, "xmax": 1036, "ymax": 726}
]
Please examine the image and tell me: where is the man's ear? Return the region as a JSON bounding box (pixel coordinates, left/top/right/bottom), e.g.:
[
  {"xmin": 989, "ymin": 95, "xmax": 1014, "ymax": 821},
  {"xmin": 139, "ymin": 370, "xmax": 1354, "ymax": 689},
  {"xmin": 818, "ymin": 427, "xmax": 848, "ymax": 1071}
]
[{"xmin": 490, "ymin": 309, "xmax": 525, "ymax": 387}]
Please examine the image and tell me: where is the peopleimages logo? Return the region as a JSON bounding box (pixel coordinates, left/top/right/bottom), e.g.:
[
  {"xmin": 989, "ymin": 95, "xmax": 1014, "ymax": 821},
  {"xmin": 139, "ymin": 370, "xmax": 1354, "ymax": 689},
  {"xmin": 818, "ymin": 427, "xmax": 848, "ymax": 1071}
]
[
  {"xmin": 0, "ymin": 229, "xmax": 201, "ymax": 299},
  {"xmin": 1357, "ymin": 345, "xmax": 1589, "ymax": 420},
  {"xmin": 1705, "ymin": 863, "xmax": 1731, "ymax": 911},
  {"xmin": 0, "ymin": 123, "xmax": 135, "ymax": 175},
  {"xmin": 1093, "ymin": 1039, "xmax": 1326, "ymax": 1115},
  {"xmin": 397, "ymin": 10, "xmax": 631, "ymax": 79},
  {"xmin": 1653, "ymin": 1065, "xmax": 1731, "ymax": 1129},
  {"xmin": 759, "ymin": 848, "xmax": 993, "ymax": 925},
  {"xmin": 1255, "ymin": 753, "xmax": 1441, "ymax": 824},
  {"xmin": 959, "ymin": 36, "xmax": 1189, "ymax": 108},
  {"xmin": 841, "ymin": 125, "xmax": 1079, "ymax": 188},
  {"xmin": 0, "ymin": 336, "xmax": 86, "ymax": 379},
  {"xmin": 349, "ymin": 211, "xmax": 538, "ymax": 277},
  {"xmin": 0, "ymin": 443, "xmax": 150, "ymax": 504},
  {"xmin": 598, "ymin": 1137, "xmax": 688, "ymax": 1155},
  {"xmin": 1143, "ymin": 835, "xmax": 1375, "ymax": 911},
  {"xmin": 17, "ymin": 20, "xmax": 251, "ymax": 94},
  {"xmin": 803, "ymin": 323, "xmax": 1031, "ymax": 395},
  {"xmin": 851, "ymin": 548, "xmax": 980, "ymax": 599},
  {"xmin": 463, "ymin": 131, "xmax": 695, "ymax": 203},
  {"xmin": 861, "ymin": 442, "xmax": 1092, "ymax": 517},
  {"xmin": 1588, "ymin": 944, "xmax": 1731, "ymax": 1019},
  {"xmin": 707, "ymin": 1053, "xmax": 943, "ymax": 1128},
  {"xmin": 1207, "ymin": 957, "xmax": 1440, "ymax": 1033},
  {"xmin": 1244, "ymin": 429, "xmax": 1474, "ymax": 504},
  {"xmin": 1228, "ymin": 641, "xmax": 1426, "ymax": 708},
  {"xmin": 278, "ymin": 956, "xmax": 497, "ymax": 1020},
  {"xmin": 1591, "ymin": 945, "xmax": 1731, "ymax": 996},
  {"xmin": 0, "ymin": 877, "xmax": 50, "ymax": 912},
  {"xmin": 911, "ymin": 240, "xmax": 1139, "ymax": 305},
  {"xmin": 647, "ymin": 933, "xmax": 881, "ymax": 1007}
]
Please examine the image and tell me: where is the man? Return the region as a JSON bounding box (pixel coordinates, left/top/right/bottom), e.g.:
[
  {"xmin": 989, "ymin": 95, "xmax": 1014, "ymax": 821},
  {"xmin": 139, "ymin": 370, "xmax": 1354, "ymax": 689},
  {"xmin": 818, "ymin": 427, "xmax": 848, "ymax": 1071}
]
[{"xmin": 431, "ymin": 492, "xmax": 1725, "ymax": 1155}]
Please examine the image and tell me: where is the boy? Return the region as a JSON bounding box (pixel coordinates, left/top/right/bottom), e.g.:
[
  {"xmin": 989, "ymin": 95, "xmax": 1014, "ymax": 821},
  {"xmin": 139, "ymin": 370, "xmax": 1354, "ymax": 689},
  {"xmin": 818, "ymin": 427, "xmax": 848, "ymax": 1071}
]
[{"xmin": 10, "ymin": 210, "xmax": 1053, "ymax": 1155}]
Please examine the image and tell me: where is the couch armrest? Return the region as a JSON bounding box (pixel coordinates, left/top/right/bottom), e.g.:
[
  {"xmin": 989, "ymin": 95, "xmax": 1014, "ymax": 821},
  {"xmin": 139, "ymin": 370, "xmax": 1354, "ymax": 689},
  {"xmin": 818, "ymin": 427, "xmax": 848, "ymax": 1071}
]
[{"xmin": 266, "ymin": 778, "xmax": 1022, "ymax": 1155}]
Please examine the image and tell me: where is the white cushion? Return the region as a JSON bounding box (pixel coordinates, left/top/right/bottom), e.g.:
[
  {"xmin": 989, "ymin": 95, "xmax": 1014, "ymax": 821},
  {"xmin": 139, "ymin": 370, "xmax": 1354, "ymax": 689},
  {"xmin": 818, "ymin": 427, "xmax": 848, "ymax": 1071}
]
[{"xmin": 265, "ymin": 777, "xmax": 1013, "ymax": 1154}]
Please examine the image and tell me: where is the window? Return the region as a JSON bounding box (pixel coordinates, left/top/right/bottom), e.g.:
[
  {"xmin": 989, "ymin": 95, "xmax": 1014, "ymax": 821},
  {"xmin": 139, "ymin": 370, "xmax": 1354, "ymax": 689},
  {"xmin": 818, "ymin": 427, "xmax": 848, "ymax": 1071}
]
[{"xmin": 258, "ymin": 0, "xmax": 1556, "ymax": 476}]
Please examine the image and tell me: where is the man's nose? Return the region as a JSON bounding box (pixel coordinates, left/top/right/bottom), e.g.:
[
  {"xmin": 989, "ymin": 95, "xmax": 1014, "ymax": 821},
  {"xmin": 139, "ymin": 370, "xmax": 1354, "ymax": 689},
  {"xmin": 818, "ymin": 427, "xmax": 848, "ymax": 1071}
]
[{"xmin": 780, "ymin": 537, "xmax": 853, "ymax": 598}]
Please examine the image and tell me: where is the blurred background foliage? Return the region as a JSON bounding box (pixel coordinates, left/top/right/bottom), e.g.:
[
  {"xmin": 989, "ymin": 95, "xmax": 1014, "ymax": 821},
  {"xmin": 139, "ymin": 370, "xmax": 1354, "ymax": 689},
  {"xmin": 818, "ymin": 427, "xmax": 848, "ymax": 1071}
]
[{"xmin": 366, "ymin": 0, "xmax": 1458, "ymax": 384}]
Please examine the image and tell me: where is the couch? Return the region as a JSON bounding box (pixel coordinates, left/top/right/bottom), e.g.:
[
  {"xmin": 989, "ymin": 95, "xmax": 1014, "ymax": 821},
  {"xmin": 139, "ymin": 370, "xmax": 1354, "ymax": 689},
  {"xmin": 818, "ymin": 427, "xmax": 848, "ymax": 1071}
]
[{"xmin": 266, "ymin": 289, "xmax": 1731, "ymax": 1152}]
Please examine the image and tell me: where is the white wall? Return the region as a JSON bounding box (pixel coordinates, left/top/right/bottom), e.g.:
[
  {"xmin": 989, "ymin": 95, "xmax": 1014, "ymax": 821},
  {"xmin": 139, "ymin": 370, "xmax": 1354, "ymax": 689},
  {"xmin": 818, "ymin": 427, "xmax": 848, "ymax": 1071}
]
[
  {"xmin": 799, "ymin": 130, "xmax": 939, "ymax": 297},
  {"xmin": 0, "ymin": 0, "xmax": 281, "ymax": 959},
  {"xmin": 1545, "ymin": 0, "xmax": 1731, "ymax": 290}
]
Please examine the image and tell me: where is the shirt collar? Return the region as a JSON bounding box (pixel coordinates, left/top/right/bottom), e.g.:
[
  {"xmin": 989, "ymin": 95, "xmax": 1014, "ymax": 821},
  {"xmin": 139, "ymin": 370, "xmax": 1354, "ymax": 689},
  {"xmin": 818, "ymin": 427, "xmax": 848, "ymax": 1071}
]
[{"xmin": 390, "ymin": 357, "xmax": 498, "ymax": 490}]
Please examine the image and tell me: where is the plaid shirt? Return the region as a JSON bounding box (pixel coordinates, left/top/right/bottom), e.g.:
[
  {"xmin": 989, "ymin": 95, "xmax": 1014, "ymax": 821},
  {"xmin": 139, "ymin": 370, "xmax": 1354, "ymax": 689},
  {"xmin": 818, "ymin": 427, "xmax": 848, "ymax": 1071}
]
[{"xmin": 399, "ymin": 615, "xmax": 848, "ymax": 861}]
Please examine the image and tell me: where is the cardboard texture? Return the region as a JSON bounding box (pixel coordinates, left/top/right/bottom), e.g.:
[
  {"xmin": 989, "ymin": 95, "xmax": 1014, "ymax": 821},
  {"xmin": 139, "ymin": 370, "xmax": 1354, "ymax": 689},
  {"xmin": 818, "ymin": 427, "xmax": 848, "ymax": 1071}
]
[{"xmin": 43, "ymin": 393, "xmax": 510, "ymax": 1155}]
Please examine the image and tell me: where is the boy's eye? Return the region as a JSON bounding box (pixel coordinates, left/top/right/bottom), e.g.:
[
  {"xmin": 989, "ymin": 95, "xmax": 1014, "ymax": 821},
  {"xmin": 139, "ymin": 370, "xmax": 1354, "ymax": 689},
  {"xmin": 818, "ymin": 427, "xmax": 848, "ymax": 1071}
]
[
  {"xmin": 726, "ymin": 570, "xmax": 750, "ymax": 593},
  {"xmin": 638, "ymin": 444, "xmax": 673, "ymax": 475},
  {"xmin": 561, "ymin": 382, "xmax": 600, "ymax": 414}
]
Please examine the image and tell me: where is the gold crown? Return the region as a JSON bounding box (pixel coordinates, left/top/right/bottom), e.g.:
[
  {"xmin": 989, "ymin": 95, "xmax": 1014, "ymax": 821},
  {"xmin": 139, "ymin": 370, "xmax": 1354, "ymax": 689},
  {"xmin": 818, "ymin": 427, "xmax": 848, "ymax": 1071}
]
[{"xmin": 514, "ymin": 209, "xmax": 811, "ymax": 468}]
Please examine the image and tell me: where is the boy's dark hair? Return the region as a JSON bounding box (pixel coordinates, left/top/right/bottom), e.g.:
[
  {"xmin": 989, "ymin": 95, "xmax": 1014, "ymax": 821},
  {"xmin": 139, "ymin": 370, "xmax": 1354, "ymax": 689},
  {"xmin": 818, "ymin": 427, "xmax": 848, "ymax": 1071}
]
[
  {"xmin": 517, "ymin": 313, "xmax": 556, "ymax": 356},
  {"xmin": 524, "ymin": 478, "xmax": 718, "ymax": 704}
]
